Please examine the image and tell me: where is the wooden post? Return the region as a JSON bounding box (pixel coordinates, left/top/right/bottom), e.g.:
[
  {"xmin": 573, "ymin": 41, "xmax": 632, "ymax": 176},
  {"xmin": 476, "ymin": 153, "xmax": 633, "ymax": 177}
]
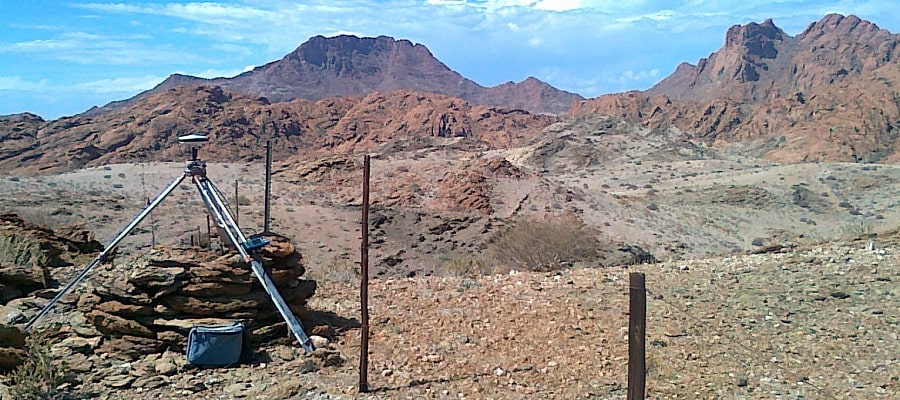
[
  {"xmin": 264, "ymin": 140, "xmax": 272, "ymax": 234},
  {"xmin": 359, "ymin": 154, "xmax": 371, "ymax": 393},
  {"xmin": 628, "ymin": 272, "xmax": 646, "ymax": 400},
  {"xmin": 206, "ymin": 215, "xmax": 211, "ymax": 248}
]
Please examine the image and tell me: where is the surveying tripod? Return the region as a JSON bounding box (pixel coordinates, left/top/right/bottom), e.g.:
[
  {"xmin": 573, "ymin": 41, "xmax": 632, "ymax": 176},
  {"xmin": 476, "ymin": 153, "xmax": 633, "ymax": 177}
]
[{"xmin": 24, "ymin": 134, "xmax": 315, "ymax": 353}]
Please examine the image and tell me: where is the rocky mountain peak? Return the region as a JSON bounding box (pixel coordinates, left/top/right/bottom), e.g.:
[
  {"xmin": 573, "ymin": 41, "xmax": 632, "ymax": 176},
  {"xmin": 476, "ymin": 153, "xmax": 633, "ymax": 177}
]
[
  {"xmin": 85, "ymin": 34, "xmax": 578, "ymax": 117},
  {"xmin": 581, "ymin": 14, "xmax": 900, "ymax": 163},
  {"xmin": 801, "ymin": 13, "xmax": 878, "ymax": 37},
  {"xmin": 724, "ymin": 18, "xmax": 787, "ymax": 59},
  {"xmin": 287, "ymin": 34, "xmax": 433, "ymax": 70}
]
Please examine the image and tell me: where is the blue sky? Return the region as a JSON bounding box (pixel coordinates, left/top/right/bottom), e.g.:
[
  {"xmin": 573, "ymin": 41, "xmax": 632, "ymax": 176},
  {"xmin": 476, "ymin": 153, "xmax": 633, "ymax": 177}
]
[{"xmin": 1, "ymin": 1, "xmax": 897, "ymax": 120}]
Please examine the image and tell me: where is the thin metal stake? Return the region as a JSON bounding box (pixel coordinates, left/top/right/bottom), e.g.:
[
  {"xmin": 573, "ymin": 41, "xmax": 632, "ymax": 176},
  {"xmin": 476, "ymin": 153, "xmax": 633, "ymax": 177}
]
[
  {"xmin": 264, "ymin": 140, "xmax": 272, "ymax": 233},
  {"xmin": 234, "ymin": 179, "xmax": 239, "ymax": 226}
]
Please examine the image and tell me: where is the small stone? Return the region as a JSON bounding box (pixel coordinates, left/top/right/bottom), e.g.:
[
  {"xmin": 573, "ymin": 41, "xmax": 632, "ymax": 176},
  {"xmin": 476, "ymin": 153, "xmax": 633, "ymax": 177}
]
[
  {"xmin": 494, "ymin": 367, "xmax": 506, "ymax": 376},
  {"xmin": 297, "ymin": 359, "xmax": 320, "ymax": 374},
  {"xmin": 830, "ymin": 291, "xmax": 850, "ymax": 299},
  {"xmin": 154, "ymin": 360, "xmax": 177, "ymax": 376},
  {"xmin": 132, "ymin": 376, "xmax": 167, "ymax": 390},
  {"xmin": 381, "ymin": 369, "xmax": 393, "ymax": 377},
  {"xmin": 736, "ymin": 377, "xmax": 749, "ymax": 387},
  {"xmin": 103, "ymin": 374, "xmax": 136, "ymax": 389},
  {"xmin": 309, "ymin": 335, "xmax": 330, "ymax": 349},
  {"xmin": 269, "ymin": 345, "xmax": 296, "ymax": 362},
  {"xmin": 223, "ymin": 382, "xmax": 252, "ymax": 397}
]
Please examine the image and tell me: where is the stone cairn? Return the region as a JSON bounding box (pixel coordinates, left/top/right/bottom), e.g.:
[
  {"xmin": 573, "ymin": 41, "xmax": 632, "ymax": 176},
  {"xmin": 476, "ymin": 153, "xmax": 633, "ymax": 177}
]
[
  {"xmin": 74, "ymin": 234, "xmax": 317, "ymax": 360},
  {"xmin": 0, "ymin": 212, "xmax": 317, "ymax": 371}
]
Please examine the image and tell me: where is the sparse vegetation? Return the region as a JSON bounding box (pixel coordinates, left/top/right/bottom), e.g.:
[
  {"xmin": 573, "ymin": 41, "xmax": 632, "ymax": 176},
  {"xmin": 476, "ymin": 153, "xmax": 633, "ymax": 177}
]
[
  {"xmin": 438, "ymin": 255, "xmax": 498, "ymax": 277},
  {"xmin": 5, "ymin": 334, "xmax": 71, "ymax": 400},
  {"xmin": 309, "ymin": 257, "xmax": 359, "ymax": 282},
  {"xmin": 487, "ymin": 215, "xmax": 601, "ymax": 272}
]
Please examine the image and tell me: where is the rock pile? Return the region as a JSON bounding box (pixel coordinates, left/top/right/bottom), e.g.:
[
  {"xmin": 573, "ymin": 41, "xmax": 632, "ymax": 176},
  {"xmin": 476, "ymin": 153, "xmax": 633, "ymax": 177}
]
[
  {"xmin": 69, "ymin": 234, "xmax": 317, "ymax": 360},
  {"xmin": 1, "ymin": 212, "xmax": 319, "ymax": 372},
  {"xmin": 0, "ymin": 212, "xmax": 102, "ymax": 372},
  {"xmin": 0, "ymin": 212, "xmax": 102, "ymax": 303}
]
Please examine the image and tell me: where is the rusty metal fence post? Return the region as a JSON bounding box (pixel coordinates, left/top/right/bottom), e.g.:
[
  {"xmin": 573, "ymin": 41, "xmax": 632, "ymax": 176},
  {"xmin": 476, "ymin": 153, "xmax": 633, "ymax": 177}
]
[
  {"xmin": 628, "ymin": 272, "xmax": 647, "ymax": 400},
  {"xmin": 359, "ymin": 155, "xmax": 371, "ymax": 393}
]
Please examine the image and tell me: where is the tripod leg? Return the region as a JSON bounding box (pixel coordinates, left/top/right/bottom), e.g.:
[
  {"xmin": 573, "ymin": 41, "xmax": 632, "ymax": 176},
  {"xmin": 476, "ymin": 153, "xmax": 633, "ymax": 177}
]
[
  {"xmin": 25, "ymin": 173, "xmax": 187, "ymax": 331},
  {"xmin": 194, "ymin": 177, "xmax": 315, "ymax": 353}
]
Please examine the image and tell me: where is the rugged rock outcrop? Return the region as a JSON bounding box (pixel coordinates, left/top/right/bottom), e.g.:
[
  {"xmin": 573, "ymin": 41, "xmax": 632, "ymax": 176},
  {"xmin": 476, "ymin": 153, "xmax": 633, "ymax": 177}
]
[
  {"xmin": 0, "ymin": 213, "xmax": 103, "ymax": 372},
  {"xmin": 0, "ymin": 113, "xmax": 43, "ymax": 163},
  {"xmin": 575, "ymin": 14, "xmax": 900, "ymax": 163},
  {"xmin": 90, "ymin": 35, "xmax": 582, "ymax": 117},
  {"xmin": 0, "ymin": 213, "xmax": 102, "ymax": 303},
  {"xmin": 0, "ymin": 87, "xmax": 558, "ymax": 175}
]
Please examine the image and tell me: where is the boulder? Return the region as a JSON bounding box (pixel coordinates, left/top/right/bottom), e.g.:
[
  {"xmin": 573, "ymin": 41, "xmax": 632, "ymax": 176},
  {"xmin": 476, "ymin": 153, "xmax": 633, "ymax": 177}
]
[{"xmin": 0, "ymin": 325, "xmax": 26, "ymax": 373}]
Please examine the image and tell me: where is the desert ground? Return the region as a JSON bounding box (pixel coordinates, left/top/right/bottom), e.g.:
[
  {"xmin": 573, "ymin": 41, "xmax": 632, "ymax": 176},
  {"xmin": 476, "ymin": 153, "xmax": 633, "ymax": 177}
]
[
  {"xmin": 2, "ymin": 117, "xmax": 897, "ymax": 275},
  {"xmin": 1, "ymin": 117, "xmax": 898, "ymax": 399},
  {"xmin": 3, "ymin": 232, "xmax": 896, "ymax": 399}
]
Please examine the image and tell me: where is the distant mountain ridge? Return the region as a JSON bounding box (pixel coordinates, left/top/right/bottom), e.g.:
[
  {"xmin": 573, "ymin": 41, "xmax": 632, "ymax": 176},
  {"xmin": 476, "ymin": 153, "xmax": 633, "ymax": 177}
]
[
  {"xmin": 574, "ymin": 14, "xmax": 900, "ymax": 163},
  {"xmin": 3, "ymin": 14, "xmax": 899, "ymax": 174},
  {"xmin": 0, "ymin": 86, "xmax": 559, "ymax": 174},
  {"xmin": 88, "ymin": 35, "xmax": 583, "ymax": 117}
]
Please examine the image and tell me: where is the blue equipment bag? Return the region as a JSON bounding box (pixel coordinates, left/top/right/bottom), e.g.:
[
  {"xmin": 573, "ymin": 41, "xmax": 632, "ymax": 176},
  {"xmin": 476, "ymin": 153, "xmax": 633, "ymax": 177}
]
[{"xmin": 186, "ymin": 322, "xmax": 244, "ymax": 366}]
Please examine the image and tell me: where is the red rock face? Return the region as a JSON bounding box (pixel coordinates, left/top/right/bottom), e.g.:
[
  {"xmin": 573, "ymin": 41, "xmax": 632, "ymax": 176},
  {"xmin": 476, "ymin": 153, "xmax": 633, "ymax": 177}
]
[
  {"xmin": 577, "ymin": 14, "xmax": 900, "ymax": 163},
  {"xmin": 88, "ymin": 35, "xmax": 582, "ymax": 118},
  {"xmin": 0, "ymin": 86, "xmax": 558, "ymax": 174}
]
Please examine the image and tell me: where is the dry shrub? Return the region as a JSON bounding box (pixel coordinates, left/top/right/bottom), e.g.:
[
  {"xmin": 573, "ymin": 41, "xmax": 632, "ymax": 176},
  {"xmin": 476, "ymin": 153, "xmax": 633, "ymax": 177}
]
[
  {"xmin": 488, "ymin": 215, "xmax": 601, "ymax": 272},
  {"xmin": 309, "ymin": 257, "xmax": 359, "ymax": 283},
  {"xmin": 5, "ymin": 335, "xmax": 69, "ymax": 400},
  {"xmin": 439, "ymin": 256, "xmax": 502, "ymax": 277}
]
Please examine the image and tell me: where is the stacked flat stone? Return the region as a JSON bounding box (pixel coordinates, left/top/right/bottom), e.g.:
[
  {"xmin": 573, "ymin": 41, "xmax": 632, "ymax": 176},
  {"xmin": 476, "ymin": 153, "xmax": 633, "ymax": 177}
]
[{"xmin": 75, "ymin": 234, "xmax": 316, "ymax": 360}]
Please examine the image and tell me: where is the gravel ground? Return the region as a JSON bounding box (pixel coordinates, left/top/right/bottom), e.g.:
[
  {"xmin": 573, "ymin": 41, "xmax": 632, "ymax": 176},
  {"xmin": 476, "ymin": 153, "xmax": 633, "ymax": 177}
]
[{"xmin": 49, "ymin": 229, "xmax": 897, "ymax": 400}]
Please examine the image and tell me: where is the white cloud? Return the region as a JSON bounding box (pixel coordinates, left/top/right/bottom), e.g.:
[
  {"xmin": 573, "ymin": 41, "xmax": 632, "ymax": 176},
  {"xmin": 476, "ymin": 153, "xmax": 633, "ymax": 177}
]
[
  {"xmin": 534, "ymin": 0, "xmax": 583, "ymax": 12},
  {"xmin": 76, "ymin": 2, "xmax": 276, "ymax": 25},
  {"xmin": 0, "ymin": 76, "xmax": 52, "ymax": 92},
  {"xmin": 187, "ymin": 68, "xmax": 246, "ymax": 79},
  {"xmin": 616, "ymin": 9, "xmax": 677, "ymax": 23},
  {"xmin": 73, "ymin": 75, "xmax": 165, "ymax": 94},
  {"xmin": 610, "ymin": 69, "xmax": 661, "ymax": 85},
  {"xmin": 0, "ymin": 31, "xmax": 201, "ymax": 65},
  {"xmin": 0, "ymin": 74, "xmax": 162, "ymax": 95}
]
